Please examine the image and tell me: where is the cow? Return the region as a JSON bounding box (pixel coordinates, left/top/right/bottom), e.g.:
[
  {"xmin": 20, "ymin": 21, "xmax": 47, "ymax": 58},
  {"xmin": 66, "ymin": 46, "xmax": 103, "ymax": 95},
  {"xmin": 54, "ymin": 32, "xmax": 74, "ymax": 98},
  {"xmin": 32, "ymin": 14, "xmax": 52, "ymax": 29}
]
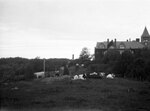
[
  {"xmin": 99, "ymin": 72, "xmax": 106, "ymax": 77},
  {"xmin": 73, "ymin": 74, "xmax": 85, "ymax": 80},
  {"xmin": 106, "ymin": 73, "xmax": 115, "ymax": 79}
]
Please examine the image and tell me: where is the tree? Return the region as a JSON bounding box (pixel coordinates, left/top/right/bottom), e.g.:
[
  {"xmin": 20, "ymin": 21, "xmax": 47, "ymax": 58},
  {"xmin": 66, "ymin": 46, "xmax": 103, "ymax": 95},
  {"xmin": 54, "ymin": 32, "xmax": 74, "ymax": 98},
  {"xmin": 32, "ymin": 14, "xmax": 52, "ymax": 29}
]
[
  {"xmin": 63, "ymin": 65, "xmax": 69, "ymax": 75},
  {"xmin": 78, "ymin": 47, "xmax": 92, "ymax": 67},
  {"xmin": 113, "ymin": 50, "xmax": 133, "ymax": 77},
  {"xmin": 79, "ymin": 47, "xmax": 91, "ymax": 60},
  {"xmin": 102, "ymin": 50, "xmax": 120, "ymax": 64},
  {"xmin": 134, "ymin": 58, "xmax": 145, "ymax": 80}
]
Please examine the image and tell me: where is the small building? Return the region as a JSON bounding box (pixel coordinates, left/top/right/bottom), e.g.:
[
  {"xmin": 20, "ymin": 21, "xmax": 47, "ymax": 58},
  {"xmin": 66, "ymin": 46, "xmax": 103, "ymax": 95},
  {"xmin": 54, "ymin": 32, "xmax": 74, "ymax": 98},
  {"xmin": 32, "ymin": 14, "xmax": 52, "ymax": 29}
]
[
  {"xmin": 95, "ymin": 27, "xmax": 150, "ymax": 61},
  {"xmin": 34, "ymin": 71, "xmax": 45, "ymax": 78}
]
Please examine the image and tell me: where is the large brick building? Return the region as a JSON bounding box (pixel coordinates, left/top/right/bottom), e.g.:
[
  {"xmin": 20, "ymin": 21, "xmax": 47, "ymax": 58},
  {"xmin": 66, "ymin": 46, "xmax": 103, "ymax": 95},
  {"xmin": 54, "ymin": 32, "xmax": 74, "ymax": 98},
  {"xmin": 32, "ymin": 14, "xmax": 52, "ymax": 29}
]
[{"xmin": 95, "ymin": 27, "xmax": 150, "ymax": 61}]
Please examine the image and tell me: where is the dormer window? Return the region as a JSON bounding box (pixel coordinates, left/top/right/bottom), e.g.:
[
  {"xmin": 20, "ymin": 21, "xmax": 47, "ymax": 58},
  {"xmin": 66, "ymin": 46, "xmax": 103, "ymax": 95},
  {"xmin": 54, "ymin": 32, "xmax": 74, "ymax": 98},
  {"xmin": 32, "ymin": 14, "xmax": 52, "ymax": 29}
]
[
  {"xmin": 98, "ymin": 44, "xmax": 105, "ymax": 49},
  {"xmin": 119, "ymin": 43, "xmax": 125, "ymax": 49},
  {"xmin": 109, "ymin": 46, "xmax": 115, "ymax": 49}
]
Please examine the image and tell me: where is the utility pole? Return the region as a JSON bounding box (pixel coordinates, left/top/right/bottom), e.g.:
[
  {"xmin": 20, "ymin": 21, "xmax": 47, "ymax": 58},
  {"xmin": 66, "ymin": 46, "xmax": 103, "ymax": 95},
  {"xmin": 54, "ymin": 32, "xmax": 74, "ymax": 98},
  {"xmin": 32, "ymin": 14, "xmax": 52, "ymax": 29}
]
[{"xmin": 43, "ymin": 58, "xmax": 45, "ymax": 75}]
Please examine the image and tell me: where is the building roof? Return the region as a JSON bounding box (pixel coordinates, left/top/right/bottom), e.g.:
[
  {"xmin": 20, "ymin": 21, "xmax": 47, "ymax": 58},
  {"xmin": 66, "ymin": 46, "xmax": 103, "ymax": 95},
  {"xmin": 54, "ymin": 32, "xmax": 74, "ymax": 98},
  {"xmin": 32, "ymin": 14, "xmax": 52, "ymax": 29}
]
[
  {"xmin": 141, "ymin": 27, "xmax": 150, "ymax": 37},
  {"xmin": 96, "ymin": 41, "xmax": 145, "ymax": 49}
]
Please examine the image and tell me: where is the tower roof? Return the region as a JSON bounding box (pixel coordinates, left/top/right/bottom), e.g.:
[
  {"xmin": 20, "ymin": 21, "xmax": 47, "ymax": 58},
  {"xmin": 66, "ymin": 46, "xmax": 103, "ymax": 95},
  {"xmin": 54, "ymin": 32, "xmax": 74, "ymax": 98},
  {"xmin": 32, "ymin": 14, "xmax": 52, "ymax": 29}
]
[{"xmin": 141, "ymin": 27, "xmax": 150, "ymax": 37}]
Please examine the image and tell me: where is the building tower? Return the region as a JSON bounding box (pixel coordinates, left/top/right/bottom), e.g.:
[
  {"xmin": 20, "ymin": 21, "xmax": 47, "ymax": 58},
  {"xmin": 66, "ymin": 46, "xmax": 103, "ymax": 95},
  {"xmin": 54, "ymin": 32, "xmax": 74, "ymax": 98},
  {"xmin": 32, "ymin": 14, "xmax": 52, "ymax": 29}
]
[{"xmin": 141, "ymin": 27, "xmax": 150, "ymax": 48}]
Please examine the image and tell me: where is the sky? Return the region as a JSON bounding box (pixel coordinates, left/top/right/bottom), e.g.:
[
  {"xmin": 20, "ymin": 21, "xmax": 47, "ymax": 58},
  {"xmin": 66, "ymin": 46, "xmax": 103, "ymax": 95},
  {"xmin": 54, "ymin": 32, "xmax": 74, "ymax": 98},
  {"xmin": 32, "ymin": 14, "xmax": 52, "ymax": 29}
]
[{"xmin": 0, "ymin": 0, "xmax": 150, "ymax": 59}]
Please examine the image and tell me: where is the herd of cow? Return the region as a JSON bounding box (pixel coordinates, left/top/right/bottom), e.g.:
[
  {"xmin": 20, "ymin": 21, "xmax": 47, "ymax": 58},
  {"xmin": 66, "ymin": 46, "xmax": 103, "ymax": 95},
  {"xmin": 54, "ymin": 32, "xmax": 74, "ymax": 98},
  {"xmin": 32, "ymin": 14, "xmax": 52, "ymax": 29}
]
[
  {"xmin": 72, "ymin": 72, "xmax": 115, "ymax": 80},
  {"xmin": 34, "ymin": 71, "xmax": 115, "ymax": 80}
]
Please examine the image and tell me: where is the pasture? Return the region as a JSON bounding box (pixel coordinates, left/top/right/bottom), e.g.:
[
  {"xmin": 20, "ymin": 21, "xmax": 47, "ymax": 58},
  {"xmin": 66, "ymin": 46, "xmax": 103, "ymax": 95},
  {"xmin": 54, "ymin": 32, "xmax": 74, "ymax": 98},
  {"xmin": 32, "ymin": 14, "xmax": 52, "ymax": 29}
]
[{"xmin": 1, "ymin": 77, "xmax": 150, "ymax": 111}]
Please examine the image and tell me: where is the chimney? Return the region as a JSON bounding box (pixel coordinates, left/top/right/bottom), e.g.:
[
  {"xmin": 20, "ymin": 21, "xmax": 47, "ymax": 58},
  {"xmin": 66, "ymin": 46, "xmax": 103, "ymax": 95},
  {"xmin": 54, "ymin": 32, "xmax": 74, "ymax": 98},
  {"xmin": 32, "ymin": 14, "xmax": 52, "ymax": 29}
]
[
  {"xmin": 72, "ymin": 54, "xmax": 74, "ymax": 60},
  {"xmin": 129, "ymin": 38, "xmax": 131, "ymax": 41},
  {"xmin": 136, "ymin": 38, "xmax": 140, "ymax": 42},
  {"xmin": 107, "ymin": 39, "xmax": 109, "ymax": 44},
  {"xmin": 114, "ymin": 38, "xmax": 117, "ymax": 48}
]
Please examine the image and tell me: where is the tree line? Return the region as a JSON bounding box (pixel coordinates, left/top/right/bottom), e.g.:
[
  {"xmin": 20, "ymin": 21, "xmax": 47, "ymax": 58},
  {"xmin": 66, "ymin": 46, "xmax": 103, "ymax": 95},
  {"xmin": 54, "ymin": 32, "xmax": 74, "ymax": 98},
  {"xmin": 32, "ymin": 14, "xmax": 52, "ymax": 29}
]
[
  {"xmin": 92, "ymin": 48, "xmax": 150, "ymax": 81},
  {"xmin": 0, "ymin": 57, "xmax": 69, "ymax": 82},
  {"xmin": 0, "ymin": 47, "xmax": 150, "ymax": 82}
]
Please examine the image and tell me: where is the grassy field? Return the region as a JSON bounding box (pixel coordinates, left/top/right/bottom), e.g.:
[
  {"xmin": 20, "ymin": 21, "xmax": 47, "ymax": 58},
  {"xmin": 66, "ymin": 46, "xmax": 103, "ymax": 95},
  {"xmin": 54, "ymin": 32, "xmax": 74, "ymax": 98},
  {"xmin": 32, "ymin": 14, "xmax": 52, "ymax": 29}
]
[{"xmin": 1, "ymin": 76, "xmax": 150, "ymax": 111}]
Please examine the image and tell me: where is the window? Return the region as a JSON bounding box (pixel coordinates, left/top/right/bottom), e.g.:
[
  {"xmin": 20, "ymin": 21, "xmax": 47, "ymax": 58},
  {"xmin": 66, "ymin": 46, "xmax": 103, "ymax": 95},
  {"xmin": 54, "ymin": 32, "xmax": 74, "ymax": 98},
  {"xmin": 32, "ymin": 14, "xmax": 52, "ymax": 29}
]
[
  {"xmin": 119, "ymin": 44, "xmax": 125, "ymax": 49},
  {"xmin": 109, "ymin": 46, "xmax": 115, "ymax": 49},
  {"xmin": 145, "ymin": 43, "xmax": 148, "ymax": 46},
  {"xmin": 99, "ymin": 44, "xmax": 105, "ymax": 49}
]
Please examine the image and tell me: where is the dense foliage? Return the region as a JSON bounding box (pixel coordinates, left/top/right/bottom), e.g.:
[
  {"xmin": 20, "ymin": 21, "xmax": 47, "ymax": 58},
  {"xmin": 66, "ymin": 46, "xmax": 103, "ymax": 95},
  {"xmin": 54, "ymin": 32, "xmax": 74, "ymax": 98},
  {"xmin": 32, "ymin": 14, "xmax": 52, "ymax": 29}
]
[
  {"xmin": 0, "ymin": 57, "xmax": 69, "ymax": 82},
  {"xmin": 94, "ymin": 48, "xmax": 150, "ymax": 81},
  {"xmin": 0, "ymin": 48, "xmax": 150, "ymax": 82}
]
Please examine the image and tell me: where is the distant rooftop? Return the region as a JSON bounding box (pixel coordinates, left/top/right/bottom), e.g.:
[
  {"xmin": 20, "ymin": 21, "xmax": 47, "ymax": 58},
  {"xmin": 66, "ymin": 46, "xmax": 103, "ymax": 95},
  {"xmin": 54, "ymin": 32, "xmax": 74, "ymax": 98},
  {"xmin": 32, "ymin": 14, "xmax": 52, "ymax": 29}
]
[{"xmin": 96, "ymin": 41, "xmax": 144, "ymax": 49}]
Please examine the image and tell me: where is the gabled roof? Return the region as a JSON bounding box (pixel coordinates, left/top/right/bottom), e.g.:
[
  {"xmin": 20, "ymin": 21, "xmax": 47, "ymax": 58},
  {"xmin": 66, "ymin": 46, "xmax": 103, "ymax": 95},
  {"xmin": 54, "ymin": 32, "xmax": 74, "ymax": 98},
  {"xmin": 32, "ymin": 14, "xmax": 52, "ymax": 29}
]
[
  {"xmin": 141, "ymin": 27, "xmax": 150, "ymax": 37},
  {"xmin": 119, "ymin": 41, "xmax": 144, "ymax": 49},
  {"xmin": 96, "ymin": 41, "xmax": 144, "ymax": 49}
]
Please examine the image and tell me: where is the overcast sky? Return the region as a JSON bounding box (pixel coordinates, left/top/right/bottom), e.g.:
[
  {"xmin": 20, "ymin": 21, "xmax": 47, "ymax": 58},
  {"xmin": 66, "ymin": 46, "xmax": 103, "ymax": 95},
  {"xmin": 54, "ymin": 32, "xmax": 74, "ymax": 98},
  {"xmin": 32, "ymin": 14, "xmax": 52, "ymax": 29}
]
[{"xmin": 0, "ymin": 0, "xmax": 150, "ymax": 59}]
